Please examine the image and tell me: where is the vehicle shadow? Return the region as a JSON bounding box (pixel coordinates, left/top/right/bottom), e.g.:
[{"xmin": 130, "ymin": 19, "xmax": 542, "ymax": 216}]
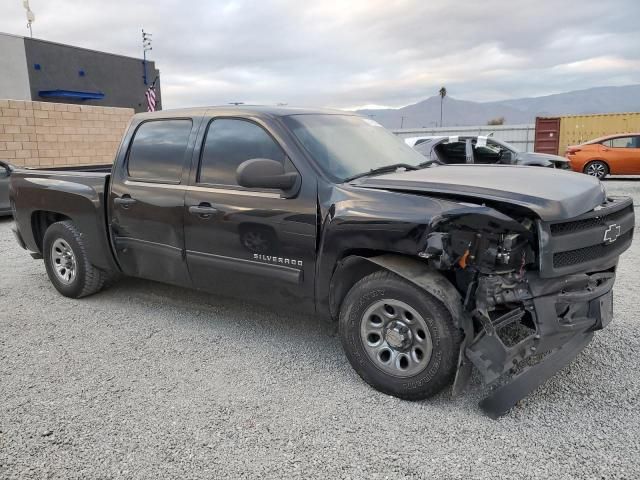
[
  {"xmin": 97, "ymin": 275, "xmax": 488, "ymax": 405},
  {"xmin": 102, "ymin": 274, "xmax": 340, "ymax": 351},
  {"xmin": 604, "ymin": 176, "xmax": 640, "ymax": 182}
]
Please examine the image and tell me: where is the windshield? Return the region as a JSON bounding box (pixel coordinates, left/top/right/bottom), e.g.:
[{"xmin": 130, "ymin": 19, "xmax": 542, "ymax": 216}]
[{"xmin": 283, "ymin": 114, "xmax": 426, "ymax": 182}]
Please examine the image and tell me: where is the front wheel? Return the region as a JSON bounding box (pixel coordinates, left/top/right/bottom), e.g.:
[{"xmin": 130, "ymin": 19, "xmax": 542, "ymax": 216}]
[
  {"xmin": 43, "ymin": 221, "xmax": 107, "ymax": 298},
  {"xmin": 339, "ymin": 270, "xmax": 461, "ymax": 400},
  {"xmin": 584, "ymin": 160, "xmax": 608, "ymax": 179}
]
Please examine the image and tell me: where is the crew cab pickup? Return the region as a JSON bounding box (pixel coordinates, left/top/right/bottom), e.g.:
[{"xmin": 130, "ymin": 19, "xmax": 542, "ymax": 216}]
[{"xmin": 10, "ymin": 107, "xmax": 634, "ymax": 417}]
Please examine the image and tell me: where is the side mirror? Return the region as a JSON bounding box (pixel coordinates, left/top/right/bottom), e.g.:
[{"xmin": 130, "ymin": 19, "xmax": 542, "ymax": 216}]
[
  {"xmin": 0, "ymin": 161, "xmax": 11, "ymax": 179},
  {"xmin": 236, "ymin": 158, "xmax": 299, "ymax": 191}
]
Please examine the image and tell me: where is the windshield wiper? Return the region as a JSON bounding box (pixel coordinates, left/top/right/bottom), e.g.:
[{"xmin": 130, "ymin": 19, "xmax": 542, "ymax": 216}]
[{"xmin": 343, "ymin": 163, "xmax": 420, "ymax": 183}]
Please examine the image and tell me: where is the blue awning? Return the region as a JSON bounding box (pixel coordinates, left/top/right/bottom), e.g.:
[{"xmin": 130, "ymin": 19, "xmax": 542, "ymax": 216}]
[{"xmin": 38, "ymin": 90, "xmax": 105, "ymax": 100}]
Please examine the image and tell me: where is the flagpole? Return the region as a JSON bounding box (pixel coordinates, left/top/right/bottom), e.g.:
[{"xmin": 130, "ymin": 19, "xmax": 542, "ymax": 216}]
[{"xmin": 143, "ymin": 48, "xmax": 147, "ymax": 86}]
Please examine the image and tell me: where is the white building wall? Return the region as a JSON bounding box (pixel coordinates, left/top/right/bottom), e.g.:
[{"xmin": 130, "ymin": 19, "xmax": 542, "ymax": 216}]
[{"xmin": 0, "ymin": 33, "xmax": 31, "ymax": 101}]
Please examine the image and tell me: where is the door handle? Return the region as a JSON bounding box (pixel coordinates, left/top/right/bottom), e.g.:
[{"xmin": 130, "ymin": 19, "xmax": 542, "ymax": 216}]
[
  {"xmin": 114, "ymin": 195, "xmax": 137, "ymax": 209},
  {"xmin": 189, "ymin": 204, "xmax": 218, "ymax": 218}
]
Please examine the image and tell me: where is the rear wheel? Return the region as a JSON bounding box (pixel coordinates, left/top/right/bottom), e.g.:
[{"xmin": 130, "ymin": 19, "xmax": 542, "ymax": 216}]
[
  {"xmin": 43, "ymin": 221, "xmax": 107, "ymax": 298},
  {"xmin": 584, "ymin": 160, "xmax": 608, "ymax": 179},
  {"xmin": 339, "ymin": 270, "xmax": 461, "ymax": 400}
]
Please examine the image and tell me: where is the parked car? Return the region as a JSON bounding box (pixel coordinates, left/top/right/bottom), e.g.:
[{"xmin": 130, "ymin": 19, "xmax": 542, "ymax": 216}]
[
  {"xmin": 10, "ymin": 107, "xmax": 634, "ymax": 417},
  {"xmin": 566, "ymin": 133, "xmax": 640, "ymax": 178},
  {"xmin": 0, "ymin": 161, "xmax": 13, "ymax": 216},
  {"xmin": 406, "ymin": 135, "xmax": 570, "ymax": 169}
]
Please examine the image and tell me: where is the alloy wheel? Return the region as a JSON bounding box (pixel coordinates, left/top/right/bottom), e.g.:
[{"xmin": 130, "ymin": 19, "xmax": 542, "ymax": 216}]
[
  {"xmin": 50, "ymin": 238, "xmax": 77, "ymax": 284},
  {"xmin": 586, "ymin": 162, "xmax": 606, "ymax": 178}
]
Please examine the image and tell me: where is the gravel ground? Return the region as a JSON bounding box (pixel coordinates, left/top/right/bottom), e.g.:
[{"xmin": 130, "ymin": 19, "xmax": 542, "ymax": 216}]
[{"xmin": 1, "ymin": 179, "xmax": 639, "ymax": 479}]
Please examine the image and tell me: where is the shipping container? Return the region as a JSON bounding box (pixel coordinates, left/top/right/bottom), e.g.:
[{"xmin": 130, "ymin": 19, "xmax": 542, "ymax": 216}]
[
  {"xmin": 534, "ymin": 118, "xmax": 560, "ymax": 155},
  {"xmin": 535, "ymin": 112, "xmax": 640, "ymax": 155}
]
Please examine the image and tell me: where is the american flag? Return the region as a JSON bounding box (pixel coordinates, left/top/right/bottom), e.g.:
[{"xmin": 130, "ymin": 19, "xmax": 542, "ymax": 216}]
[{"xmin": 145, "ymin": 83, "xmax": 157, "ymax": 112}]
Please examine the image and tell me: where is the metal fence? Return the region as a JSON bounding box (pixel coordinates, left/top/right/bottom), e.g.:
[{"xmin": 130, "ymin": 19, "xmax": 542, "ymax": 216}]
[{"xmin": 392, "ymin": 124, "xmax": 536, "ymax": 152}]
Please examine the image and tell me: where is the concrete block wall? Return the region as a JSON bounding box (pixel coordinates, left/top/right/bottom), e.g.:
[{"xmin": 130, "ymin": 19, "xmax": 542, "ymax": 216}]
[{"xmin": 0, "ymin": 99, "xmax": 134, "ymax": 168}]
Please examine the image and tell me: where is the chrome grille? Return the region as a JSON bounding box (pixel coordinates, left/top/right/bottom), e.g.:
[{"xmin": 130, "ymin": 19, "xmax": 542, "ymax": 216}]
[
  {"xmin": 539, "ymin": 197, "xmax": 634, "ymax": 277},
  {"xmin": 549, "ymin": 204, "xmax": 633, "ymax": 235},
  {"xmin": 553, "ymin": 230, "xmax": 633, "ymax": 268}
]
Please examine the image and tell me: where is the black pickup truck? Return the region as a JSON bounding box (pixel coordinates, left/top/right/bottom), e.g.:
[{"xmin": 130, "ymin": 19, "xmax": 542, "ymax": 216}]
[{"xmin": 9, "ymin": 106, "xmax": 634, "ymax": 417}]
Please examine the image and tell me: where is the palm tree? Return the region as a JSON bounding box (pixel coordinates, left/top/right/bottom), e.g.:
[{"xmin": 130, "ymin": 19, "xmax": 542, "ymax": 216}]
[{"xmin": 439, "ymin": 86, "xmax": 447, "ymax": 127}]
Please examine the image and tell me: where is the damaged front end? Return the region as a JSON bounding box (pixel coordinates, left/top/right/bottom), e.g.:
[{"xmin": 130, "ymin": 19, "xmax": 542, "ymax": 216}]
[{"xmin": 421, "ymin": 197, "xmax": 634, "ymax": 417}]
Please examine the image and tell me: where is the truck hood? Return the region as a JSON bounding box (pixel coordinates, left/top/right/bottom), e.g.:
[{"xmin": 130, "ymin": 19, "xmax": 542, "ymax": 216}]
[{"xmin": 354, "ymin": 165, "xmax": 605, "ymax": 221}]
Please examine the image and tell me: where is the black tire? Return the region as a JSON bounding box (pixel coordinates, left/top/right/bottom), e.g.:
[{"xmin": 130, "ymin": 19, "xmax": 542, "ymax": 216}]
[
  {"xmin": 583, "ymin": 160, "xmax": 609, "ymax": 179},
  {"xmin": 43, "ymin": 221, "xmax": 106, "ymax": 298},
  {"xmin": 339, "ymin": 270, "xmax": 461, "ymax": 400}
]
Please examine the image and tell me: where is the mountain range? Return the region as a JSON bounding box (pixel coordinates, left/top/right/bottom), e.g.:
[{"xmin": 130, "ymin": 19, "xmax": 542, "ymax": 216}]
[{"xmin": 356, "ymin": 84, "xmax": 640, "ymax": 129}]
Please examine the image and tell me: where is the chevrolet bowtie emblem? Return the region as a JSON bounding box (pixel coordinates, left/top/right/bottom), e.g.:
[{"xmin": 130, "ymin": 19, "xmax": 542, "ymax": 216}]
[{"xmin": 603, "ymin": 224, "xmax": 621, "ymax": 244}]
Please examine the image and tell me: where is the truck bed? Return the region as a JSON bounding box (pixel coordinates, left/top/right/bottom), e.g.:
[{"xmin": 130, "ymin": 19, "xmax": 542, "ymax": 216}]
[
  {"xmin": 22, "ymin": 163, "xmax": 113, "ymax": 173},
  {"xmin": 9, "ymin": 167, "xmax": 117, "ymax": 272},
  {"xmin": 1, "ymin": 164, "xmax": 112, "ymax": 216}
]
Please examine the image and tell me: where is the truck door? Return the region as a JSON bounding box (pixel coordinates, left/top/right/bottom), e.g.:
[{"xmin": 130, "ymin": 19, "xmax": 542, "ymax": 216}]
[
  {"xmin": 109, "ymin": 118, "xmax": 198, "ymax": 286},
  {"xmin": 183, "ymin": 117, "xmax": 317, "ymax": 309}
]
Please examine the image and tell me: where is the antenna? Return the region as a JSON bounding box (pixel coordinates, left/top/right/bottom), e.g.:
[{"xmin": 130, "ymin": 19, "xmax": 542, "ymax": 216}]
[
  {"xmin": 23, "ymin": 0, "xmax": 35, "ymax": 38},
  {"xmin": 142, "ymin": 29, "xmax": 152, "ymax": 51}
]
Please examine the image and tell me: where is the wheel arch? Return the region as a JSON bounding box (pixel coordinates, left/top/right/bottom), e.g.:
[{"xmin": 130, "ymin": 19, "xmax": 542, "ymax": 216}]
[
  {"xmin": 329, "ymin": 254, "xmax": 382, "ymax": 320},
  {"xmin": 31, "ymin": 210, "xmax": 72, "ymax": 254},
  {"xmin": 329, "ymin": 253, "xmax": 468, "ymax": 329},
  {"xmin": 330, "ymin": 253, "xmax": 474, "ymax": 395},
  {"xmin": 26, "ymin": 207, "xmax": 118, "ymax": 273}
]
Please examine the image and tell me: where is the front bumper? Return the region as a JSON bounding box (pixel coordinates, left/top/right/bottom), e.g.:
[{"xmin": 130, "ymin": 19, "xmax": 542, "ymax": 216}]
[
  {"xmin": 464, "ymin": 269, "xmax": 615, "ymax": 418},
  {"xmin": 565, "ymin": 154, "xmax": 581, "ymax": 172}
]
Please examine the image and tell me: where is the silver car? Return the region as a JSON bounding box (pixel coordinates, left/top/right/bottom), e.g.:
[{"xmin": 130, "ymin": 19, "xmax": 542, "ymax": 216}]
[{"xmin": 405, "ymin": 135, "xmax": 570, "ymax": 169}]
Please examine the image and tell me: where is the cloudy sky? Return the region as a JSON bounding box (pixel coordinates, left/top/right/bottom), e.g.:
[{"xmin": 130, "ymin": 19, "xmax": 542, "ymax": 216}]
[{"xmin": 2, "ymin": 0, "xmax": 639, "ymax": 109}]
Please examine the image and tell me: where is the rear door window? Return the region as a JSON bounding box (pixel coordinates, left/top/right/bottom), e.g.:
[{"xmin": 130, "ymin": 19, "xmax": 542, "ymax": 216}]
[
  {"xmin": 127, "ymin": 119, "xmax": 193, "ymax": 183},
  {"xmin": 198, "ymin": 118, "xmax": 286, "ymax": 186},
  {"xmin": 605, "ymin": 137, "xmax": 635, "ymax": 148},
  {"xmin": 473, "ymin": 139, "xmax": 503, "ymax": 164}
]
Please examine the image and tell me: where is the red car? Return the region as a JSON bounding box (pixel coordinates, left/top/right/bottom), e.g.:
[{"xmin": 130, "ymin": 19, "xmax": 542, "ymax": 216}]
[{"xmin": 566, "ymin": 133, "xmax": 640, "ymax": 178}]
